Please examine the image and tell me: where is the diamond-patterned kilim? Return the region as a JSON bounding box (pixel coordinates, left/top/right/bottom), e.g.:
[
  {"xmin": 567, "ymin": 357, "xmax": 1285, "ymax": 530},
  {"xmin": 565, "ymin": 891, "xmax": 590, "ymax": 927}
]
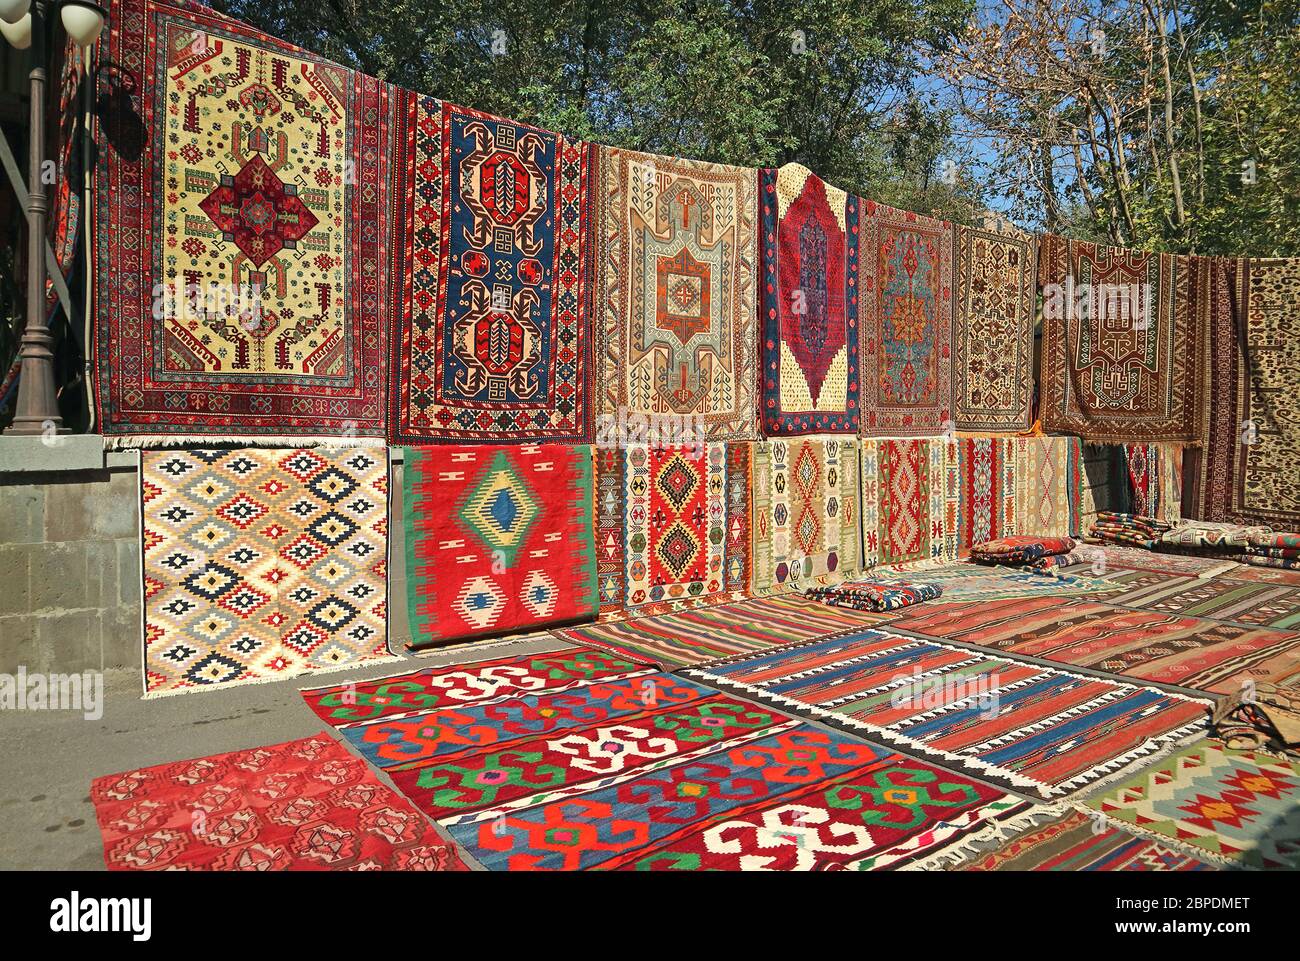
[
  {"xmin": 95, "ymin": 0, "xmax": 396, "ymax": 441},
  {"xmin": 759, "ymin": 164, "xmax": 860, "ymax": 435},
  {"xmin": 391, "ymin": 98, "xmax": 593, "ymax": 443},
  {"xmin": 141, "ymin": 448, "xmax": 391, "ymax": 695},
  {"xmin": 402, "ymin": 444, "xmax": 598, "ymax": 644},
  {"xmin": 751, "ymin": 438, "xmax": 860, "ymax": 592},
  {"xmin": 870, "ymin": 437, "xmax": 950, "ymax": 566}
]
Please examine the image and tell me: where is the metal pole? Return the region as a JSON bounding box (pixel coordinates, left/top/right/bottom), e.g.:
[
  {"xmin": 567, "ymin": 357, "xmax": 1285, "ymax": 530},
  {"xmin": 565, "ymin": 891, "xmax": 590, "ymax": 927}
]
[{"xmin": 6, "ymin": 0, "xmax": 68, "ymax": 436}]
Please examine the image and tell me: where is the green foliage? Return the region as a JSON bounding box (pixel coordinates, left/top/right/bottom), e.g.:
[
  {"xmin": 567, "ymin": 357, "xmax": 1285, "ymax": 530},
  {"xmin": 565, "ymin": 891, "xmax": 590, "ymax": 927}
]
[{"xmin": 216, "ymin": 0, "xmax": 979, "ymax": 216}]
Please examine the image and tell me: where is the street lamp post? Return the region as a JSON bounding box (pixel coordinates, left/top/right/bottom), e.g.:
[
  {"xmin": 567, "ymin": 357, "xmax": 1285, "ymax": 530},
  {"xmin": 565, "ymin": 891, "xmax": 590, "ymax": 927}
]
[{"xmin": 1, "ymin": 0, "xmax": 105, "ymax": 437}]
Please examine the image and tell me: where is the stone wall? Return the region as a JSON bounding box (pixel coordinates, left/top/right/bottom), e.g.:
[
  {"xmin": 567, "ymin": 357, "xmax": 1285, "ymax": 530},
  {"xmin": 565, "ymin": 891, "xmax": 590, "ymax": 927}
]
[{"xmin": 0, "ymin": 464, "xmax": 141, "ymax": 675}]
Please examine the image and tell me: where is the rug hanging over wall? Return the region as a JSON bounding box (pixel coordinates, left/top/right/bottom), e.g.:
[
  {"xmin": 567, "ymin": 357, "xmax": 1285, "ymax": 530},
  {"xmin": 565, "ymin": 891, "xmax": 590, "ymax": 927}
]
[
  {"xmin": 751, "ymin": 437, "xmax": 860, "ymax": 592},
  {"xmin": 864, "ymin": 437, "xmax": 949, "ymax": 567},
  {"xmin": 594, "ymin": 147, "xmax": 758, "ymax": 441},
  {"xmin": 402, "ymin": 443, "xmax": 598, "ymax": 646},
  {"xmin": 594, "ymin": 442, "xmax": 748, "ymax": 611},
  {"xmin": 949, "ymin": 435, "xmax": 1017, "ymax": 553},
  {"xmin": 1014, "ymin": 436, "xmax": 1085, "ymax": 537},
  {"xmin": 95, "ymin": 0, "xmax": 396, "ymax": 443},
  {"xmin": 1038, "ymin": 235, "xmax": 1201, "ymax": 442},
  {"xmin": 389, "ymin": 98, "xmax": 594, "ymax": 443},
  {"xmin": 91, "ymin": 735, "xmax": 466, "ymax": 870},
  {"xmin": 952, "ymin": 226, "xmax": 1036, "ymax": 432},
  {"xmin": 309, "ymin": 648, "xmax": 1042, "ymax": 871},
  {"xmin": 860, "ymin": 204, "xmax": 953, "ymax": 436},
  {"xmin": 759, "ymin": 164, "xmax": 860, "ymax": 434},
  {"xmin": 140, "ymin": 448, "xmax": 392, "ymax": 696},
  {"xmin": 1187, "ymin": 256, "xmax": 1300, "ymax": 529}
]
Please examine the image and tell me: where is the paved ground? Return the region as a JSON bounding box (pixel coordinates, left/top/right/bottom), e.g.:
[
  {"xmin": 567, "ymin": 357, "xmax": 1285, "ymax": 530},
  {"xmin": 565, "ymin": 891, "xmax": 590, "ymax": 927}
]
[{"xmin": 0, "ymin": 633, "xmax": 567, "ymax": 870}]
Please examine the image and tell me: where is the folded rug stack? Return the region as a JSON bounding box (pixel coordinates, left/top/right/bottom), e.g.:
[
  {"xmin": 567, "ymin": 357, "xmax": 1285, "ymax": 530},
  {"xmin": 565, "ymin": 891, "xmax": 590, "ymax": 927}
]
[
  {"xmin": 806, "ymin": 579, "xmax": 943, "ymax": 612},
  {"xmin": 1243, "ymin": 532, "xmax": 1300, "ymax": 570},
  {"xmin": 1157, "ymin": 520, "xmax": 1271, "ymax": 560},
  {"xmin": 969, "ymin": 535, "xmax": 1078, "ymax": 571},
  {"xmin": 1088, "ymin": 511, "xmax": 1175, "ymax": 550}
]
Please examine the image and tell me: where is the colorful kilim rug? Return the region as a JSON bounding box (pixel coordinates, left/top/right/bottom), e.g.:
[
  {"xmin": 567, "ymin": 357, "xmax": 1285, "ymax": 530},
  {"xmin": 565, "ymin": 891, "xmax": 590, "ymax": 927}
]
[
  {"xmin": 970, "ymin": 535, "xmax": 1076, "ymax": 566},
  {"xmin": 1189, "ymin": 257, "xmax": 1300, "ymax": 529},
  {"xmin": 888, "ymin": 596, "xmax": 1300, "ymax": 695},
  {"xmin": 1038, "ymin": 236, "xmax": 1201, "ymax": 443},
  {"xmin": 952, "ymin": 436, "xmax": 1018, "ymax": 552},
  {"xmin": 1068, "ymin": 542, "xmax": 1241, "ymax": 578},
  {"xmin": 949, "ymin": 809, "xmax": 1213, "ymax": 871},
  {"xmin": 402, "ymin": 444, "xmax": 598, "ymax": 645},
  {"xmin": 390, "ymin": 98, "xmax": 593, "ymax": 443},
  {"xmin": 686, "ymin": 630, "xmax": 1210, "ymax": 799},
  {"xmin": 1013, "ymin": 436, "xmax": 1085, "ymax": 537},
  {"xmin": 1083, "ymin": 740, "xmax": 1300, "ymax": 869},
  {"xmin": 1161, "ymin": 520, "xmax": 1269, "ymax": 551},
  {"xmin": 863, "ymin": 564, "xmax": 1118, "ymax": 602},
  {"xmin": 95, "ymin": 0, "xmax": 395, "ymax": 443},
  {"xmin": 860, "ymin": 204, "xmax": 953, "ymax": 436},
  {"xmin": 868, "ymin": 437, "xmax": 949, "ymax": 567},
  {"xmin": 952, "ymin": 226, "xmax": 1036, "ymax": 432},
  {"xmin": 806, "ymin": 579, "xmax": 942, "ymax": 613},
  {"xmin": 1124, "ymin": 443, "xmax": 1183, "ymax": 521},
  {"xmin": 1090, "ymin": 570, "xmax": 1300, "ymax": 630},
  {"xmin": 594, "ymin": 442, "xmax": 747, "ymax": 612},
  {"xmin": 751, "ymin": 438, "xmax": 860, "ymax": 592},
  {"xmin": 140, "ymin": 448, "xmax": 392, "ymax": 695},
  {"xmin": 593, "ymin": 147, "xmax": 757, "ymax": 440},
  {"xmin": 313, "ymin": 650, "xmax": 1039, "ymax": 870},
  {"xmin": 759, "ymin": 164, "xmax": 860, "ymax": 434},
  {"xmin": 552, "ymin": 594, "xmax": 887, "ymax": 668},
  {"xmin": 91, "ymin": 735, "xmax": 465, "ymax": 870},
  {"xmin": 1211, "ymin": 564, "xmax": 1300, "ymax": 586}
]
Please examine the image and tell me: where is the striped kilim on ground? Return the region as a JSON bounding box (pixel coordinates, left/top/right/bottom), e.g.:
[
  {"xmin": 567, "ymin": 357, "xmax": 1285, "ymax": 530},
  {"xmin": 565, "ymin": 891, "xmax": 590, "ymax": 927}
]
[
  {"xmin": 1087, "ymin": 570, "xmax": 1300, "ymax": 630},
  {"xmin": 552, "ymin": 594, "xmax": 887, "ymax": 668},
  {"xmin": 685, "ymin": 630, "xmax": 1210, "ymax": 799},
  {"xmin": 947, "ymin": 809, "xmax": 1213, "ymax": 871},
  {"xmin": 864, "ymin": 563, "xmax": 1119, "ymax": 602},
  {"xmin": 309, "ymin": 648, "xmax": 1042, "ymax": 870},
  {"xmin": 1083, "ymin": 740, "xmax": 1300, "ymax": 869},
  {"xmin": 886, "ymin": 596, "xmax": 1300, "ymax": 695}
]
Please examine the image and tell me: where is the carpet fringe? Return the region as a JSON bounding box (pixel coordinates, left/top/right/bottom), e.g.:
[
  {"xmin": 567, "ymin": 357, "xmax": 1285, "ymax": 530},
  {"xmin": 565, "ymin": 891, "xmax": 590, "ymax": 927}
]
[
  {"xmin": 141, "ymin": 652, "xmax": 405, "ymax": 700},
  {"xmin": 104, "ymin": 434, "xmax": 387, "ymax": 451},
  {"xmin": 895, "ymin": 803, "xmax": 1070, "ymax": 871},
  {"xmin": 1064, "ymin": 800, "xmax": 1249, "ymax": 869}
]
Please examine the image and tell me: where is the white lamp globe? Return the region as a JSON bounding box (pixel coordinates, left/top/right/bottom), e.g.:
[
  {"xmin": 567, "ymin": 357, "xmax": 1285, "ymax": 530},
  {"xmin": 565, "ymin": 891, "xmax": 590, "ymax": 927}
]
[
  {"xmin": 0, "ymin": 0, "xmax": 30, "ymax": 26},
  {"xmin": 0, "ymin": 10, "xmax": 31, "ymax": 48},
  {"xmin": 60, "ymin": 0, "xmax": 106, "ymax": 47}
]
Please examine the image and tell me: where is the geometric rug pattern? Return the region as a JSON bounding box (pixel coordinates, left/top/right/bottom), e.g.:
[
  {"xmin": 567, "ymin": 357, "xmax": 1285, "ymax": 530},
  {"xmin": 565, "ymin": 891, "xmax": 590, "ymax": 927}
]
[
  {"xmin": 687, "ymin": 630, "xmax": 1211, "ymax": 799},
  {"xmin": 312, "ymin": 649, "xmax": 1042, "ymax": 870},
  {"xmin": 91, "ymin": 735, "xmax": 465, "ymax": 870},
  {"xmin": 140, "ymin": 448, "xmax": 391, "ymax": 696},
  {"xmin": 1083, "ymin": 740, "xmax": 1300, "ymax": 869}
]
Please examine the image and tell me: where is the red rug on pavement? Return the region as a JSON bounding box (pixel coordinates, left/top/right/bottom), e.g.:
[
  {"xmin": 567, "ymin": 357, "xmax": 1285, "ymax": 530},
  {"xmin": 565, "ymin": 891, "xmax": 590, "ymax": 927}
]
[{"xmin": 90, "ymin": 735, "xmax": 466, "ymax": 871}]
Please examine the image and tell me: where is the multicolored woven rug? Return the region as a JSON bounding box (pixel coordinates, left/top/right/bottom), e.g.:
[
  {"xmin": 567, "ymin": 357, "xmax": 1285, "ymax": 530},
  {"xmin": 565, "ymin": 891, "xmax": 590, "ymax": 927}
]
[
  {"xmin": 95, "ymin": 0, "xmax": 394, "ymax": 443},
  {"xmin": 390, "ymin": 99, "xmax": 593, "ymax": 443},
  {"xmin": 402, "ymin": 444, "xmax": 598, "ymax": 646},
  {"xmin": 1189, "ymin": 257, "xmax": 1300, "ymax": 529},
  {"xmin": 950, "ymin": 436, "xmax": 1017, "ymax": 552},
  {"xmin": 866, "ymin": 437, "xmax": 949, "ymax": 567},
  {"xmin": 311, "ymin": 648, "xmax": 1040, "ymax": 870},
  {"xmin": 1083, "ymin": 740, "xmax": 1300, "ymax": 869},
  {"xmin": 686, "ymin": 630, "xmax": 1210, "ymax": 799},
  {"xmin": 1068, "ymin": 543, "xmax": 1242, "ymax": 578},
  {"xmin": 594, "ymin": 442, "xmax": 748, "ymax": 612},
  {"xmin": 552, "ymin": 594, "xmax": 887, "ymax": 668},
  {"xmin": 1092, "ymin": 570, "xmax": 1300, "ymax": 630},
  {"xmin": 751, "ymin": 438, "xmax": 860, "ymax": 591},
  {"xmin": 1038, "ymin": 236, "xmax": 1201, "ymax": 442},
  {"xmin": 593, "ymin": 147, "xmax": 757, "ymax": 441},
  {"xmin": 140, "ymin": 448, "xmax": 393, "ymax": 695},
  {"xmin": 865, "ymin": 564, "xmax": 1118, "ymax": 602},
  {"xmin": 888, "ymin": 596, "xmax": 1300, "ymax": 695},
  {"xmin": 860, "ymin": 204, "xmax": 953, "ymax": 436},
  {"xmin": 91, "ymin": 735, "xmax": 465, "ymax": 870},
  {"xmin": 1013, "ymin": 436, "xmax": 1086, "ymax": 537},
  {"xmin": 758, "ymin": 164, "xmax": 860, "ymax": 434},
  {"xmin": 952, "ymin": 226, "xmax": 1036, "ymax": 432},
  {"xmin": 950, "ymin": 809, "xmax": 1213, "ymax": 871}
]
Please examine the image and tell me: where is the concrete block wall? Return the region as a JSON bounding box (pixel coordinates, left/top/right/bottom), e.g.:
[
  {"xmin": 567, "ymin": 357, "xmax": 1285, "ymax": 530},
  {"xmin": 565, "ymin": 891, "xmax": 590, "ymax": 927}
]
[{"xmin": 0, "ymin": 466, "xmax": 142, "ymax": 675}]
